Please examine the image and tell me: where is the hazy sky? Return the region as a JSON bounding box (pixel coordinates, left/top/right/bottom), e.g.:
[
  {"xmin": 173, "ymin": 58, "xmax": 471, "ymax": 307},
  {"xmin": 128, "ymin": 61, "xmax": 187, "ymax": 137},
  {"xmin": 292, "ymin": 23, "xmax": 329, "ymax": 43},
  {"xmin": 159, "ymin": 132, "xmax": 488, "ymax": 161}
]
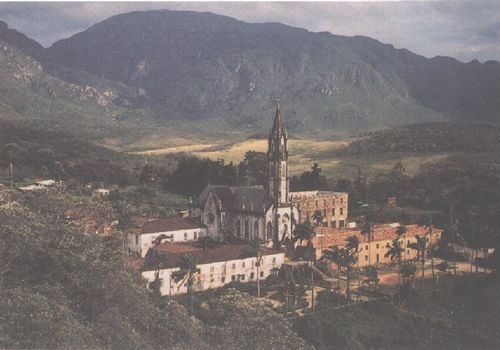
[{"xmin": 1, "ymin": 1, "xmax": 499, "ymax": 63}]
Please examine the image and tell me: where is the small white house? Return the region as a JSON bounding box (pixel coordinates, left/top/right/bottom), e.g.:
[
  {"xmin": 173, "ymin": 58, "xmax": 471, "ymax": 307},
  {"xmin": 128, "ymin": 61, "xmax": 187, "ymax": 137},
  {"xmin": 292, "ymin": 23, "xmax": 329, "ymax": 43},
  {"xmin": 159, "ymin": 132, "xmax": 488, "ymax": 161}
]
[
  {"xmin": 128, "ymin": 216, "xmax": 207, "ymax": 257},
  {"xmin": 137, "ymin": 242, "xmax": 285, "ymax": 296}
]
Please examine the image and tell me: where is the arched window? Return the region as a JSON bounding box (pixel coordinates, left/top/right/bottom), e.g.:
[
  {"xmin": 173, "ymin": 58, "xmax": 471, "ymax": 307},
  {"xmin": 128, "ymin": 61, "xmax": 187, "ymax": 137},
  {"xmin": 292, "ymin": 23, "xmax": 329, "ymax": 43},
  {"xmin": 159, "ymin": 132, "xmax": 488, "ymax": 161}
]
[
  {"xmin": 254, "ymin": 221, "xmax": 259, "ymax": 238},
  {"xmin": 266, "ymin": 222, "xmax": 273, "ymax": 240},
  {"xmin": 237, "ymin": 220, "xmax": 241, "ymax": 238},
  {"xmin": 244, "ymin": 220, "xmax": 249, "ymax": 238}
]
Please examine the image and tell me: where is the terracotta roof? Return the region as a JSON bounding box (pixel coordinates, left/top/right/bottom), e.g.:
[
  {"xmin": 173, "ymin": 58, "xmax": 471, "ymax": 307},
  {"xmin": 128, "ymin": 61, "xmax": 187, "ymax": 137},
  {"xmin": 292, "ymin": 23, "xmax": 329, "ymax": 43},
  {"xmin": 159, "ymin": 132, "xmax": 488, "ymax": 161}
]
[
  {"xmin": 312, "ymin": 224, "xmax": 442, "ymax": 249},
  {"xmin": 139, "ymin": 242, "xmax": 282, "ymax": 271},
  {"xmin": 135, "ymin": 216, "xmax": 205, "ymax": 235}
]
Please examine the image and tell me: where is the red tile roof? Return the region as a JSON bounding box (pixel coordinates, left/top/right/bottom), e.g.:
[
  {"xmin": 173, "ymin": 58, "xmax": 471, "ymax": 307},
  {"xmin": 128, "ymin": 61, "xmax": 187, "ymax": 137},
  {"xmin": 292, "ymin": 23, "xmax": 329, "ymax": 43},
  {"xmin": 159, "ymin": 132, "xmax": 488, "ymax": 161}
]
[
  {"xmin": 138, "ymin": 242, "xmax": 282, "ymax": 271},
  {"xmin": 132, "ymin": 216, "xmax": 205, "ymax": 235}
]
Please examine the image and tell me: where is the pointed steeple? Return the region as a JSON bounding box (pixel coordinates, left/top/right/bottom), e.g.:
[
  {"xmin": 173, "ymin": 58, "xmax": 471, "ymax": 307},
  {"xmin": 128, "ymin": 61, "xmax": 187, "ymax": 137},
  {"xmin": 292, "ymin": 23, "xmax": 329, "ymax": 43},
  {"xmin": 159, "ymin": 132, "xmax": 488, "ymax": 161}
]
[{"xmin": 271, "ymin": 103, "xmax": 283, "ymax": 135}]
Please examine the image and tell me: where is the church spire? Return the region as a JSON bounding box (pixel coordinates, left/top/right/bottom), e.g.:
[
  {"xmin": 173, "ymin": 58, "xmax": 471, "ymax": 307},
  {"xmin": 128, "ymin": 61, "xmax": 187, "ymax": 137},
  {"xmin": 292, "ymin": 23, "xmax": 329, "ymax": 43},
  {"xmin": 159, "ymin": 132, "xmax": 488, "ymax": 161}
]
[
  {"xmin": 267, "ymin": 104, "xmax": 289, "ymax": 206},
  {"xmin": 271, "ymin": 103, "xmax": 283, "ymax": 135}
]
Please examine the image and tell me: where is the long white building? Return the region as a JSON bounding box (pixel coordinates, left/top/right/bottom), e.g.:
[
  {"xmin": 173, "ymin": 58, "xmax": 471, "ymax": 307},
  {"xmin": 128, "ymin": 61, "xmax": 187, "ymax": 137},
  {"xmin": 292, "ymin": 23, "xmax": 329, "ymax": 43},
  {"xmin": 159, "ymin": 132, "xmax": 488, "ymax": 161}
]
[{"xmin": 134, "ymin": 242, "xmax": 284, "ymax": 296}]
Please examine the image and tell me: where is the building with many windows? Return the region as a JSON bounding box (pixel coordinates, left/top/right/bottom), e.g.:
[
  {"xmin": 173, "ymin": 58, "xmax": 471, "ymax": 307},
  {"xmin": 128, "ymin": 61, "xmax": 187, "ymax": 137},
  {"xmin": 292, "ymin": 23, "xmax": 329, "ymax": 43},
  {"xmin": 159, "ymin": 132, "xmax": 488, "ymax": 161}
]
[
  {"xmin": 290, "ymin": 190, "xmax": 348, "ymax": 228},
  {"xmin": 133, "ymin": 242, "xmax": 284, "ymax": 296}
]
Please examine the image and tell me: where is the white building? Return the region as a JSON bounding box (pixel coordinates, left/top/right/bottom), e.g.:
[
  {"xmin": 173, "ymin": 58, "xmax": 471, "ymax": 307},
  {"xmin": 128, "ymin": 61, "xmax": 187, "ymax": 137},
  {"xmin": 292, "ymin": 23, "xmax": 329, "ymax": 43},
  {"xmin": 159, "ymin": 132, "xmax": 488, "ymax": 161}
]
[
  {"xmin": 128, "ymin": 216, "xmax": 207, "ymax": 257},
  {"xmin": 136, "ymin": 242, "xmax": 284, "ymax": 296}
]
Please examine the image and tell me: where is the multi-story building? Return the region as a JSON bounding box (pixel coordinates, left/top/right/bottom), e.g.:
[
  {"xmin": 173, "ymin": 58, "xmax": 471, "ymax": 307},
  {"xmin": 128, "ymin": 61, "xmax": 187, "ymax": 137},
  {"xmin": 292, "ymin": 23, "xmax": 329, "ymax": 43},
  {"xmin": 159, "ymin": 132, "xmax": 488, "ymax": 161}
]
[
  {"xmin": 290, "ymin": 190, "xmax": 348, "ymax": 229},
  {"xmin": 310, "ymin": 223, "xmax": 442, "ymax": 266},
  {"xmin": 133, "ymin": 242, "xmax": 284, "ymax": 296}
]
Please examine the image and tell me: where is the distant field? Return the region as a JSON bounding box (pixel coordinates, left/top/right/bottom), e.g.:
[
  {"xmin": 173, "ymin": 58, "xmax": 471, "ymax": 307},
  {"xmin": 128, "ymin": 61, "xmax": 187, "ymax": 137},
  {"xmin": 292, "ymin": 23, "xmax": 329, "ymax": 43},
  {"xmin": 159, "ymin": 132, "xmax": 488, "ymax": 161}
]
[{"xmin": 128, "ymin": 136, "xmax": 452, "ymax": 181}]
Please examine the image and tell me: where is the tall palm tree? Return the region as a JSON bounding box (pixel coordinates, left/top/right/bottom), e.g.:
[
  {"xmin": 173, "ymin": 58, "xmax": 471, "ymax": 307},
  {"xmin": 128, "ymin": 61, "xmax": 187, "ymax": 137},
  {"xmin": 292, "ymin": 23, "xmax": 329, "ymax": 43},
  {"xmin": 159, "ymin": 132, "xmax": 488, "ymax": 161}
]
[
  {"xmin": 418, "ymin": 215, "xmax": 435, "ymax": 276},
  {"xmin": 323, "ymin": 246, "xmax": 343, "ymax": 305},
  {"xmin": 396, "ymin": 224, "xmax": 407, "ymax": 261},
  {"xmin": 172, "ymin": 254, "xmax": 200, "ymax": 315},
  {"xmin": 385, "ymin": 239, "xmax": 404, "ymax": 306},
  {"xmin": 360, "ymin": 221, "xmax": 372, "ymax": 265},
  {"xmin": 361, "ymin": 266, "xmax": 379, "ymax": 301},
  {"xmin": 251, "ymin": 239, "xmax": 263, "ymax": 298},
  {"xmin": 408, "ymin": 234, "xmax": 427, "ymax": 293},
  {"xmin": 346, "ymin": 235, "xmax": 361, "ymax": 302},
  {"xmin": 343, "ymin": 247, "xmax": 357, "ymax": 302}
]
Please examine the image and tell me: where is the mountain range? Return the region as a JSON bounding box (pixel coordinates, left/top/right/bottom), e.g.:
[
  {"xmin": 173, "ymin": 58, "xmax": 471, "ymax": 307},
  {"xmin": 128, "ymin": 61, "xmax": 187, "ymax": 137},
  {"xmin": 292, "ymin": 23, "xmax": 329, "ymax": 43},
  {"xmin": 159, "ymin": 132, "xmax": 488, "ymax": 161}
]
[{"xmin": 1, "ymin": 10, "xmax": 500, "ymax": 139}]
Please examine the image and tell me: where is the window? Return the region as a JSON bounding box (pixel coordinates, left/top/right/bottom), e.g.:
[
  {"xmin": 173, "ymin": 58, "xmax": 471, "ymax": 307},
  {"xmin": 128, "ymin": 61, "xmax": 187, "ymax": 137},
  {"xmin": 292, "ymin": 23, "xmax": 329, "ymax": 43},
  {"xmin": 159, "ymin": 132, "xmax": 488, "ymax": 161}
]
[
  {"xmin": 242, "ymin": 262, "xmax": 246, "ymax": 268},
  {"xmin": 407, "ymin": 240, "xmax": 410, "ymax": 245},
  {"xmin": 323, "ymin": 200, "xmax": 327, "ymax": 206},
  {"xmin": 331, "ymin": 208, "xmax": 335, "ymax": 216},
  {"xmin": 245, "ymin": 220, "xmax": 249, "ymax": 238},
  {"xmin": 407, "ymin": 249, "xmax": 410, "ymax": 255},
  {"xmin": 272, "ymin": 257, "xmax": 276, "ymax": 264},
  {"xmin": 331, "ymin": 221, "xmax": 336, "ymax": 228},
  {"xmin": 365, "ymin": 255, "xmax": 368, "ymax": 261},
  {"xmin": 250, "ymin": 272, "xmax": 254, "ymax": 279},
  {"xmin": 208, "ymin": 213, "xmax": 215, "ymax": 224},
  {"xmin": 339, "ymin": 220, "xmax": 345, "ymax": 228},
  {"xmin": 365, "ymin": 245, "xmax": 368, "ymax": 250},
  {"xmin": 241, "ymin": 275, "xmax": 246, "ymax": 280},
  {"xmin": 254, "ymin": 221, "xmax": 259, "ymax": 238},
  {"xmin": 340, "ymin": 198, "xmax": 344, "ymax": 204},
  {"xmin": 260, "ymin": 271, "xmax": 264, "ymax": 278},
  {"xmin": 194, "ymin": 231, "xmax": 198, "ymax": 240},
  {"xmin": 231, "ymin": 275, "xmax": 236, "ymax": 281},
  {"xmin": 315, "ymin": 200, "xmax": 319, "ymax": 207},
  {"xmin": 376, "ymin": 254, "xmax": 380, "ymax": 263},
  {"xmin": 210, "ymin": 276, "xmax": 214, "ymax": 283},
  {"xmin": 340, "ymin": 208, "xmax": 343, "ymax": 216},
  {"xmin": 184, "ymin": 232, "xmax": 187, "ymax": 241},
  {"xmin": 135, "ymin": 236, "xmax": 138, "ymax": 245},
  {"xmin": 376, "ymin": 244, "xmax": 379, "ymax": 249},
  {"xmin": 323, "ymin": 209, "xmax": 327, "ymax": 216},
  {"xmin": 221, "ymin": 277, "xmax": 226, "ymax": 283}
]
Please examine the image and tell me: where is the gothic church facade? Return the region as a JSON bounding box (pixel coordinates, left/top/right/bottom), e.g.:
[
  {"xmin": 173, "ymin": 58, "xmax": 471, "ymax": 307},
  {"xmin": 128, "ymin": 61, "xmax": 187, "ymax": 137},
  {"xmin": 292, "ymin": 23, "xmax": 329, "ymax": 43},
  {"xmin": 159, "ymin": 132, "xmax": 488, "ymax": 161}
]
[{"xmin": 191, "ymin": 105, "xmax": 297, "ymax": 246}]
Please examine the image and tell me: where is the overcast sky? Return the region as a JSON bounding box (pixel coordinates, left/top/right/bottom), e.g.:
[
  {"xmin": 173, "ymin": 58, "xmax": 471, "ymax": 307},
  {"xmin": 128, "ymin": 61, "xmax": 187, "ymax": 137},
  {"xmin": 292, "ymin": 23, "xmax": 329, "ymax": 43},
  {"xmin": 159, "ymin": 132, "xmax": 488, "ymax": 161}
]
[{"xmin": 1, "ymin": 1, "xmax": 499, "ymax": 63}]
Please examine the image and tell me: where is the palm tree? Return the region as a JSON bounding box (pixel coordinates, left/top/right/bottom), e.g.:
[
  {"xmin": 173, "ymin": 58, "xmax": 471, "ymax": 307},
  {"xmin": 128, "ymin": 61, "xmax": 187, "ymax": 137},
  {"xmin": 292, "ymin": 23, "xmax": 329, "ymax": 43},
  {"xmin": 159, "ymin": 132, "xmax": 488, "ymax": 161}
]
[
  {"xmin": 361, "ymin": 266, "xmax": 379, "ymax": 301},
  {"xmin": 396, "ymin": 224, "xmax": 407, "ymax": 261},
  {"xmin": 360, "ymin": 221, "xmax": 372, "ymax": 265},
  {"xmin": 343, "ymin": 247, "xmax": 357, "ymax": 302},
  {"xmin": 418, "ymin": 215, "xmax": 435, "ymax": 276},
  {"xmin": 312, "ymin": 210, "xmax": 324, "ymax": 227},
  {"xmin": 250, "ymin": 239, "xmax": 263, "ymax": 298},
  {"xmin": 385, "ymin": 239, "xmax": 404, "ymax": 306},
  {"xmin": 408, "ymin": 234, "xmax": 427, "ymax": 293},
  {"xmin": 346, "ymin": 235, "xmax": 361, "ymax": 302},
  {"xmin": 292, "ymin": 220, "xmax": 315, "ymax": 246},
  {"xmin": 323, "ymin": 246, "xmax": 343, "ymax": 305},
  {"xmin": 172, "ymin": 254, "xmax": 200, "ymax": 315}
]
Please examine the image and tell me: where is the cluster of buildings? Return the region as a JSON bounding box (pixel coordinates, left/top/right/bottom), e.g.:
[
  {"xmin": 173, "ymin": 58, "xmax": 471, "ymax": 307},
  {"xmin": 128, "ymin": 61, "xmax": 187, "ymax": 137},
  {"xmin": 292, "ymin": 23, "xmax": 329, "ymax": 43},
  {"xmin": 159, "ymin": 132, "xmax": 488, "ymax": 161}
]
[{"xmin": 127, "ymin": 106, "xmax": 441, "ymax": 296}]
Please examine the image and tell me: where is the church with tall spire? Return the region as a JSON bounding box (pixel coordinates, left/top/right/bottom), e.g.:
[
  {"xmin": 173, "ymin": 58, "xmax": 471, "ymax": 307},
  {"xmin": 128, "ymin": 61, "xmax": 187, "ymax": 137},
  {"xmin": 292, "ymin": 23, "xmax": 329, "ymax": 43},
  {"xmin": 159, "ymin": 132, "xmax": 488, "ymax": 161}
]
[{"xmin": 191, "ymin": 105, "xmax": 296, "ymax": 246}]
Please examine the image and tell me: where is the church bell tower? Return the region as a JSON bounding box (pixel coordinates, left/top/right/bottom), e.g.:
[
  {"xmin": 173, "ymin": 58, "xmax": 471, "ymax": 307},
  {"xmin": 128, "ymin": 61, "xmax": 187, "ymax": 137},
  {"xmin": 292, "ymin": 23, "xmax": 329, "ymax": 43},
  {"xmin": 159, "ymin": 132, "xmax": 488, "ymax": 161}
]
[{"xmin": 267, "ymin": 104, "xmax": 290, "ymax": 207}]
